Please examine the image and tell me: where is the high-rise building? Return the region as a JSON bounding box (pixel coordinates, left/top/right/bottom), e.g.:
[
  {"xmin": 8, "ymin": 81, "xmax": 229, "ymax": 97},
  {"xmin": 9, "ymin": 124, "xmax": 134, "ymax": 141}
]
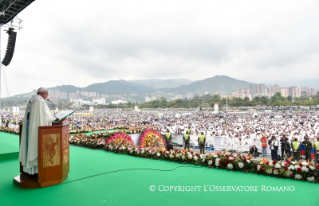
[
  {"xmin": 269, "ymin": 84, "xmax": 281, "ymax": 94},
  {"xmin": 281, "ymin": 88, "xmax": 289, "ymax": 97},
  {"xmin": 250, "ymin": 84, "xmax": 265, "ymax": 97}
]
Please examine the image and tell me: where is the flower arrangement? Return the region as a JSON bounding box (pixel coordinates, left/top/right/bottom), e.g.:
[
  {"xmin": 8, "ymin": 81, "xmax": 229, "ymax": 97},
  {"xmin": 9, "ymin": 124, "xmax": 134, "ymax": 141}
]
[
  {"xmin": 103, "ymin": 146, "xmax": 319, "ymax": 183},
  {"xmin": 139, "ymin": 129, "xmax": 166, "ymax": 151},
  {"xmin": 104, "ymin": 133, "xmax": 135, "ymax": 153},
  {"xmin": 0, "ymin": 126, "xmax": 19, "ymax": 134},
  {"xmin": 69, "ymin": 135, "xmax": 105, "ymax": 148}
]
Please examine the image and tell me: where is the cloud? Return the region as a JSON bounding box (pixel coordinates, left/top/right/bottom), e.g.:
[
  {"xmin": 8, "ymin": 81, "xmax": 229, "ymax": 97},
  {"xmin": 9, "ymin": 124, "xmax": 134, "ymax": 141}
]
[{"xmin": 1, "ymin": 0, "xmax": 319, "ymax": 98}]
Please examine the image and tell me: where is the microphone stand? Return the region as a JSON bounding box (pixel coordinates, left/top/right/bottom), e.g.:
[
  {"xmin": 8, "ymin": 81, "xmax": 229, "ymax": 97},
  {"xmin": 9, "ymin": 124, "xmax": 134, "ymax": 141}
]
[{"xmin": 47, "ymin": 99, "xmax": 58, "ymax": 121}]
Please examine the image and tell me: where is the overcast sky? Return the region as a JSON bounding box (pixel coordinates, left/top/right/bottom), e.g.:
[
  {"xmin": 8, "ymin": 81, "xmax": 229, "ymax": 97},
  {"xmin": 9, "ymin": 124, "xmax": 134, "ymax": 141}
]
[{"xmin": 1, "ymin": 0, "xmax": 319, "ymax": 97}]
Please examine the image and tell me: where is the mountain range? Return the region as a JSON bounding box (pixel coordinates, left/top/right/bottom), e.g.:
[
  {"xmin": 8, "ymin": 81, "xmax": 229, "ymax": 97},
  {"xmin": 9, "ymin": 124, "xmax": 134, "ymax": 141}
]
[
  {"xmin": 129, "ymin": 78, "xmax": 193, "ymax": 89},
  {"xmin": 45, "ymin": 75, "xmax": 252, "ymax": 96}
]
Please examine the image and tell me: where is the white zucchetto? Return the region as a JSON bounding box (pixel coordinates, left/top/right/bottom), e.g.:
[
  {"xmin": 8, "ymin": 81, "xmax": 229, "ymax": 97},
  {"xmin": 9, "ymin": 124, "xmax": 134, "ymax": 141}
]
[{"xmin": 37, "ymin": 87, "xmax": 47, "ymax": 93}]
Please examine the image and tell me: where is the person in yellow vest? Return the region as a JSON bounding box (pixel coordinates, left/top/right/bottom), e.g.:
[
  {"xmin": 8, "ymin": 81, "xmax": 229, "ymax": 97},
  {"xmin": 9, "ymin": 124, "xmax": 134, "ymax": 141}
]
[
  {"xmin": 314, "ymin": 137, "xmax": 319, "ymax": 166},
  {"xmin": 183, "ymin": 130, "xmax": 190, "ymax": 150},
  {"xmin": 198, "ymin": 132, "xmax": 206, "ymax": 154},
  {"xmin": 165, "ymin": 129, "xmax": 172, "ymax": 145},
  {"xmin": 291, "ymin": 138, "xmax": 301, "ymax": 161},
  {"xmin": 186, "ymin": 126, "xmax": 191, "ymax": 135}
]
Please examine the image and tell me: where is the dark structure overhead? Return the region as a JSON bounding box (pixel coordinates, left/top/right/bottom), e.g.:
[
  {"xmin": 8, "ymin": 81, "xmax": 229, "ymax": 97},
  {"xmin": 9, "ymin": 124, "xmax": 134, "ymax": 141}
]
[{"xmin": 0, "ymin": 0, "xmax": 35, "ymax": 24}]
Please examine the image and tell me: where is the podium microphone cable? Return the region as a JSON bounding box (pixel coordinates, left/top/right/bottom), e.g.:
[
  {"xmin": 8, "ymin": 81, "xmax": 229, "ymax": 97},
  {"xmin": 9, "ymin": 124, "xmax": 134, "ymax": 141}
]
[{"xmin": 51, "ymin": 165, "xmax": 203, "ymax": 187}]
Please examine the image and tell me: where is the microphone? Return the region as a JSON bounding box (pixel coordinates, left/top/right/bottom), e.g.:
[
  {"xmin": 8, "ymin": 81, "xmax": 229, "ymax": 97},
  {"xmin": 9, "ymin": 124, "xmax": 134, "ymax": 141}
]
[{"xmin": 47, "ymin": 99, "xmax": 58, "ymax": 120}]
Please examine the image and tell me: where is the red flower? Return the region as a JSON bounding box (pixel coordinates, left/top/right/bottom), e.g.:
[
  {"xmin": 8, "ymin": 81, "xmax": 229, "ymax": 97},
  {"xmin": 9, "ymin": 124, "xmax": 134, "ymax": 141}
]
[
  {"xmin": 219, "ymin": 160, "xmax": 222, "ymax": 164},
  {"xmin": 266, "ymin": 161, "xmax": 269, "ymax": 165},
  {"xmin": 316, "ymin": 165, "xmax": 319, "ymax": 169},
  {"xmin": 299, "ymin": 163, "xmax": 303, "ymax": 167},
  {"xmin": 284, "ymin": 167, "xmax": 288, "ymax": 171},
  {"xmin": 260, "ymin": 167, "xmax": 265, "ymax": 172},
  {"xmin": 290, "ymin": 174, "xmax": 294, "ymax": 177},
  {"xmin": 287, "ymin": 161, "xmax": 291, "ymax": 164},
  {"xmin": 273, "ymin": 160, "xmax": 277, "ymax": 164},
  {"xmin": 309, "ymin": 172, "xmax": 313, "ymax": 175},
  {"xmin": 191, "ymin": 151, "xmax": 194, "ymax": 154},
  {"xmin": 297, "ymin": 168, "xmax": 301, "ymax": 172}
]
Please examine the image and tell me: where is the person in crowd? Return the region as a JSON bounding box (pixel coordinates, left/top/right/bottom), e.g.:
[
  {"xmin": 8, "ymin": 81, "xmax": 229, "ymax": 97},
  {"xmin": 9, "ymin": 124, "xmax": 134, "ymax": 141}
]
[
  {"xmin": 269, "ymin": 136, "xmax": 278, "ymax": 160},
  {"xmin": 198, "ymin": 132, "xmax": 206, "ymax": 154},
  {"xmin": 260, "ymin": 135, "xmax": 268, "ymax": 157},
  {"xmin": 283, "ymin": 137, "xmax": 291, "ymax": 159},
  {"xmin": 249, "ymin": 145, "xmax": 258, "ymax": 157},
  {"xmin": 183, "ymin": 130, "xmax": 190, "ymax": 150},
  {"xmin": 302, "ymin": 136, "xmax": 313, "ymax": 161},
  {"xmin": 291, "ymin": 138, "xmax": 301, "ymax": 161}
]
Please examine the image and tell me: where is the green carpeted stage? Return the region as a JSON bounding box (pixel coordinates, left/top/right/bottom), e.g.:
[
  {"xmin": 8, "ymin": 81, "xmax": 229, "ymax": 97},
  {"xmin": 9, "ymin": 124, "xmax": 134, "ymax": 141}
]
[
  {"xmin": 0, "ymin": 132, "xmax": 19, "ymax": 161},
  {"xmin": 0, "ymin": 132, "xmax": 318, "ymax": 206}
]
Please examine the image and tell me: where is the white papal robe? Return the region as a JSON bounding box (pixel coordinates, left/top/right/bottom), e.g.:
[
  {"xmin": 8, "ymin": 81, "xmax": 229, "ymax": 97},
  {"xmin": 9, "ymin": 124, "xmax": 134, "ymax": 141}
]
[{"xmin": 19, "ymin": 95, "xmax": 55, "ymax": 175}]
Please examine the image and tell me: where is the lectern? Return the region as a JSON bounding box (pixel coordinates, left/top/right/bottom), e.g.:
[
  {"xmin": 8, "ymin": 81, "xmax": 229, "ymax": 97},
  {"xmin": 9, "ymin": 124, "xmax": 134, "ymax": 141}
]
[{"xmin": 13, "ymin": 124, "xmax": 70, "ymax": 188}]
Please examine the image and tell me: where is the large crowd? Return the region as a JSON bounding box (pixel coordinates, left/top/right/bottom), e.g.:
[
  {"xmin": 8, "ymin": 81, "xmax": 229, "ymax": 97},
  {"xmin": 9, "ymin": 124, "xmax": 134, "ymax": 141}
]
[{"xmin": 1, "ymin": 107, "xmax": 319, "ymax": 160}]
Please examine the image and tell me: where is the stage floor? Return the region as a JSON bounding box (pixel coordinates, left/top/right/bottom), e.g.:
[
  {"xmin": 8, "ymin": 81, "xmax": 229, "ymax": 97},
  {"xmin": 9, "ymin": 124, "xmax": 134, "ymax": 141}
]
[
  {"xmin": 0, "ymin": 142, "xmax": 318, "ymax": 206},
  {"xmin": 0, "ymin": 132, "xmax": 19, "ymax": 161}
]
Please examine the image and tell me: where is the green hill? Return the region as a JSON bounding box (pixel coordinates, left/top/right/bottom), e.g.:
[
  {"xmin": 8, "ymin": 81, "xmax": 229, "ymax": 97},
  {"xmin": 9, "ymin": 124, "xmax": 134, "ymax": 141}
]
[
  {"xmin": 165, "ymin": 75, "xmax": 252, "ymax": 95},
  {"xmin": 48, "ymin": 80, "xmax": 154, "ymax": 95},
  {"xmin": 129, "ymin": 78, "xmax": 193, "ymax": 89}
]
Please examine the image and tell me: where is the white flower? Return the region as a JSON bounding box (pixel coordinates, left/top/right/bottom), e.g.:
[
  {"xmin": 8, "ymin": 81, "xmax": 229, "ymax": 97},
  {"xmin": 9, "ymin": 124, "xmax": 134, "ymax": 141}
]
[
  {"xmin": 215, "ymin": 158, "xmax": 220, "ymax": 167},
  {"xmin": 295, "ymin": 174, "xmax": 302, "ymax": 180},
  {"xmin": 266, "ymin": 169, "xmax": 272, "ymax": 174},
  {"xmin": 275, "ymin": 163, "xmax": 281, "ymax": 169},
  {"xmin": 307, "ymin": 176, "xmax": 315, "ymax": 182},
  {"xmin": 288, "ymin": 165, "xmax": 295, "ymax": 170},
  {"xmin": 229, "ymin": 157, "xmax": 234, "ymax": 160},
  {"xmin": 301, "ymin": 162, "xmax": 308, "ymax": 166},
  {"xmin": 291, "ymin": 161, "xmax": 298, "ymax": 165},
  {"xmin": 202, "ymin": 158, "xmax": 206, "ymax": 163},
  {"xmin": 294, "ymin": 165, "xmax": 300, "ymax": 169},
  {"xmin": 170, "ymin": 155, "xmax": 174, "ymax": 159},
  {"xmin": 208, "ymin": 160, "xmax": 213, "ymax": 166},
  {"xmin": 257, "ymin": 165, "xmax": 261, "ymax": 171},
  {"xmin": 213, "ymin": 155, "xmax": 218, "ymax": 158},
  {"xmin": 194, "ymin": 156, "xmax": 198, "ymax": 161},
  {"xmin": 239, "ymin": 162, "xmax": 244, "ymax": 169},
  {"xmin": 268, "ymin": 161, "xmax": 273, "ymax": 166},
  {"xmin": 281, "ymin": 162, "xmax": 286, "ymax": 167},
  {"xmin": 141, "ymin": 150, "xmax": 144, "ymax": 154},
  {"xmin": 301, "ymin": 166, "xmax": 309, "ymax": 172},
  {"xmin": 188, "ymin": 154, "xmax": 193, "ymax": 160},
  {"xmin": 227, "ymin": 163, "xmax": 233, "ymax": 170},
  {"xmin": 149, "ymin": 150, "xmax": 152, "ymax": 154},
  {"xmin": 286, "ymin": 170, "xmax": 292, "ymax": 177},
  {"xmin": 135, "ymin": 148, "xmax": 138, "ymax": 152},
  {"xmin": 130, "ymin": 150, "xmax": 133, "ymax": 154},
  {"xmin": 181, "ymin": 155, "xmax": 185, "ymax": 160},
  {"xmin": 247, "ymin": 160, "xmax": 250, "ymax": 163},
  {"xmin": 157, "ymin": 152, "xmax": 161, "ymax": 157},
  {"xmin": 273, "ymin": 170, "xmax": 279, "ymax": 175},
  {"xmin": 309, "ymin": 166, "xmax": 315, "ymax": 170}
]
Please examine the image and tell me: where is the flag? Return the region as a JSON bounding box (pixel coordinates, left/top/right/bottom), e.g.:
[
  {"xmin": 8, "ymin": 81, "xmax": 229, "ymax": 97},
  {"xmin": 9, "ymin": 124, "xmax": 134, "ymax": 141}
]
[{"xmin": 300, "ymin": 143, "xmax": 305, "ymax": 156}]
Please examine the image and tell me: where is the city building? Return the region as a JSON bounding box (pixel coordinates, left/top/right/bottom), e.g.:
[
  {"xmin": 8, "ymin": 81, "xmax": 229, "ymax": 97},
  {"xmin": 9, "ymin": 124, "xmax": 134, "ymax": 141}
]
[{"xmin": 250, "ymin": 84, "xmax": 265, "ymax": 97}]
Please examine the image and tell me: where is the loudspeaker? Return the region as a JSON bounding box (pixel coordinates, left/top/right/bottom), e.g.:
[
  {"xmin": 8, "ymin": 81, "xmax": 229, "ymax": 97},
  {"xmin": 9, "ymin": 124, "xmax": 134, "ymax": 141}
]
[{"xmin": 2, "ymin": 28, "xmax": 17, "ymax": 66}]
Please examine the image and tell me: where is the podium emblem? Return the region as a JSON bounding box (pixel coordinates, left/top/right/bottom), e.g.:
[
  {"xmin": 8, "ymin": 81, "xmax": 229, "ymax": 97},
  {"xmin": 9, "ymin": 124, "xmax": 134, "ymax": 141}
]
[{"xmin": 43, "ymin": 133, "xmax": 60, "ymax": 168}]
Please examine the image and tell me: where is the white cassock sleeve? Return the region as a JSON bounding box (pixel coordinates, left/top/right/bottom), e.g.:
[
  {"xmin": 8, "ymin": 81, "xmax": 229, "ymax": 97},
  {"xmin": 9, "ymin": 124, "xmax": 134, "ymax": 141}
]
[{"xmin": 19, "ymin": 95, "xmax": 55, "ymax": 174}]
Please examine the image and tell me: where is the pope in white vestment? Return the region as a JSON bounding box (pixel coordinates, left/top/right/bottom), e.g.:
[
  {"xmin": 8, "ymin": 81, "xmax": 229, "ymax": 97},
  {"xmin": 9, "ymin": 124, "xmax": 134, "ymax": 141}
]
[{"xmin": 19, "ymin": 88, "xmax": 56, "ymax": 175}]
